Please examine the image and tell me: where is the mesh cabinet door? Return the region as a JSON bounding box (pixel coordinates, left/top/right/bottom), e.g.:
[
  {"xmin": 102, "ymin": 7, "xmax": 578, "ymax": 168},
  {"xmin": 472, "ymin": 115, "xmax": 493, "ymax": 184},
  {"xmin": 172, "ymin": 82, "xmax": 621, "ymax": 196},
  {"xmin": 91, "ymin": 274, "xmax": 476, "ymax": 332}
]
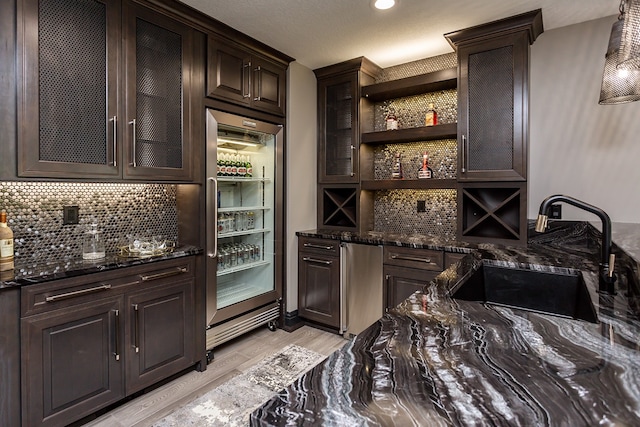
[
  {"xmin": 123, "ymin": 4, "xmax": 194, "ymax": 181},
  {"xmin": 18, "ymin": 0, "xmax": 120, "ymax": 178}
]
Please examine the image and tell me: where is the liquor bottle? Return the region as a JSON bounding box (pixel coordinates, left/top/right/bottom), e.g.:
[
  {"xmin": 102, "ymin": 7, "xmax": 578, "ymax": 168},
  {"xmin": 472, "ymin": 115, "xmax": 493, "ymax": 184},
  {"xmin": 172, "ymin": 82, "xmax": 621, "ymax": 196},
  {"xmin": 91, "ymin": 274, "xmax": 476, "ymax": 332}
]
[
  {"xmin": 216, "ymin": 153, "xmax": 222, "ymax": 176},
  {"xmin": 391, "ymin": 153, "xmax": 403, "ymax": 179},
  {"xmin": 425, "ymin": 103, "xmax": 438, "ymax": 126},
  {"xmin": 417, "ymin": 152, "xmax": 434, "ymax": 179},
  {"xmin": 221, "ymin": 153, "xmax": 229, "ymax": 176},
  {"xmin": 246, "ymin": 155, "xmax": 253, "ymax": 178},
  {"xmin": 0, "ymin": 210, "xmax": 15, "ymax": 271},
  {"xmin": 385, "ymin": 108, "xmax": 398, "ymax": 130}
]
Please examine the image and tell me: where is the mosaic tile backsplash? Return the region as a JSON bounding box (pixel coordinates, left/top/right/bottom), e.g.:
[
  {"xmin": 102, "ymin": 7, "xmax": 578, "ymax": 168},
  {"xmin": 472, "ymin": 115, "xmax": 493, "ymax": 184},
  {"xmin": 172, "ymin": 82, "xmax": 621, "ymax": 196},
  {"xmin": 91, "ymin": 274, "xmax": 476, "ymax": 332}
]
[
  {"xmin": 0, "ymin": 182, "xmax": 178, "ymax": 264},
  {"xmin": 374, "ymin": 189, "xmax": 457, "ymax": 237},
  {"xmin": 371, "ymin": 53, "xmax": 458, "ymax": 236}
]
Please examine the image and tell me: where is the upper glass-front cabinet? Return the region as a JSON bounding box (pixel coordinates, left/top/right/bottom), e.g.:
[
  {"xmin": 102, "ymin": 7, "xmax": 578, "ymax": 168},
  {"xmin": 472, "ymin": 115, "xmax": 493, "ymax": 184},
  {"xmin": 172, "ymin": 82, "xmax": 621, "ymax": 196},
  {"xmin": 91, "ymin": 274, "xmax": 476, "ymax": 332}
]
[
  {"xmin": 317, "ymin": 75, "xmax": 359, "ymax": 183},
  {"xmin": 17, "ymin": 0, "xmax": 194, "ymax": 181}
]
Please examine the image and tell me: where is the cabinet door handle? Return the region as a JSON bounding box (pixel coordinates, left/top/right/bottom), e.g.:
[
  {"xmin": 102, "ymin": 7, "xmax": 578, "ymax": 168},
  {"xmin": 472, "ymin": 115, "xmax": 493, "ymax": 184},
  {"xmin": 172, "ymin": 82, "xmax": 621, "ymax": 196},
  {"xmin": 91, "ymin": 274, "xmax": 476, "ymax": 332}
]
[
  {"xmin": 45, "ymin": 284, "xmax": 112, "ymax": 302},
  {"xmin": 390, "ymin": 255, "xmax": 432, "ymax": 263},
  {"xmin": 303, "ymin": 243, "xmax": 334, "ymax": 250},
  {"xmin": 253, "ymin": 65, "xmax": 261, "ymax": 101},
  {"xmin": 350, "ymin": 145, "xmax": 356, "ymax": 177},
  {"xmin": 114, "ymin": 309, "xmax": 121, "ymax": 361},
  {"xmin": 140, "ymin": 267, "xmax": 188, "ymax": 282},
  {"xmin": 461, "ymin": 134, "xmax": 466, "ymax": 174},
  {"xmin": 133, "ymin": 303, "xmax": 140, "ymax": 353},
  {"xmin": 109, "ymin": 115, "xmax": 117, "ymax": 167},
  {"xmin": 129, "ymin": 118, "xmax": 137, "ymax": 167},
  {"xmin": 208, "ymin": 177, "xmax": 218, "ymax": 259},
  {"xmin": 243, "ymin": 61, "xmax": 251, "ymax": 98},
  {"xmin": 303, "ymin": 257, "xmax": 332, "ymax": 265}
]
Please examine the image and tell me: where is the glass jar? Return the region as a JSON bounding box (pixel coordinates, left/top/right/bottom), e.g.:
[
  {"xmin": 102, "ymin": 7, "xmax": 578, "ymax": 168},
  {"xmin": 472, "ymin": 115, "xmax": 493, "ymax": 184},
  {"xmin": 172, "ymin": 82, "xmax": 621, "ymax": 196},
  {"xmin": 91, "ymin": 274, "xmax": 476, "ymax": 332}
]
[{"xmin": 82, "ymin": 223, "xmax": 105, "ymax": 260}]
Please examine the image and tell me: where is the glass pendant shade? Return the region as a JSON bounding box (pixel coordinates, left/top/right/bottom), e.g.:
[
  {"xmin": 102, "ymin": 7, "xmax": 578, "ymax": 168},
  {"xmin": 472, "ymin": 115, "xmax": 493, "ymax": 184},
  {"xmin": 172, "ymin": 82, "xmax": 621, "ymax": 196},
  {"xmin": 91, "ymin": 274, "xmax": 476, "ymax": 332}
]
[
  {"xmin": 618, "ymin": 0, "xmax": 640, "ymax": 69},
  {"xmin": 599, "ymin": 18, "xmax": 640, "ymax": 104}
]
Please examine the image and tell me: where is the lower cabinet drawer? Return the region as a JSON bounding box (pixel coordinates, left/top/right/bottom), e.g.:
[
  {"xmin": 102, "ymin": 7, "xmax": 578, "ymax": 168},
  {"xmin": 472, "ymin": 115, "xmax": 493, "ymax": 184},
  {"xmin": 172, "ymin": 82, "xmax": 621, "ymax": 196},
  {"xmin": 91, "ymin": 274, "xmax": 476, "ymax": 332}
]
[{"xmin": 384, "ymin": 246, "xmax": 444, "ymax": 271}]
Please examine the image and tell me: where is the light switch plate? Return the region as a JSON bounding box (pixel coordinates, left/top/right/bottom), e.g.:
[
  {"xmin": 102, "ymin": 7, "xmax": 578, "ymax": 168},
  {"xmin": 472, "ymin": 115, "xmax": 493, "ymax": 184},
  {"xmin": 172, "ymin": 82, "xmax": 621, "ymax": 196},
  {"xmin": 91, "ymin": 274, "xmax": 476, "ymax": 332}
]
[{"xmin": 63, "ymin": 206, "xmax": 79, "ymax": 225}]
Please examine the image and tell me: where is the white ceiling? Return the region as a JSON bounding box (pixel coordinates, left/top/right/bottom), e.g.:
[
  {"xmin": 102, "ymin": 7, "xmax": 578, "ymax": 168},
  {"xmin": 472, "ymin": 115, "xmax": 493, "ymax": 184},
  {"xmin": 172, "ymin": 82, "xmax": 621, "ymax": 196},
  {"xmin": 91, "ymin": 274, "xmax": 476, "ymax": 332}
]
[{"xmin": 180, "ymin": 0, "xmax": 620, "ymax": 70}]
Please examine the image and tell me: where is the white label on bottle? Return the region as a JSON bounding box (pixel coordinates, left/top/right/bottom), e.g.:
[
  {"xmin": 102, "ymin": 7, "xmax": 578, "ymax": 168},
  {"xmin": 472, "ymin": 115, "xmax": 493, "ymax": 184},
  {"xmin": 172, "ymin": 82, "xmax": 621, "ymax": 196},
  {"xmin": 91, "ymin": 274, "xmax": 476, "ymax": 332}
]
[
  {"xmin": 418, "ymin": 169, "xmax": 432, "ymax": 179},
  {"xmin": 0, "ymin": 238, "xmax": 14, "ymax": 259}
]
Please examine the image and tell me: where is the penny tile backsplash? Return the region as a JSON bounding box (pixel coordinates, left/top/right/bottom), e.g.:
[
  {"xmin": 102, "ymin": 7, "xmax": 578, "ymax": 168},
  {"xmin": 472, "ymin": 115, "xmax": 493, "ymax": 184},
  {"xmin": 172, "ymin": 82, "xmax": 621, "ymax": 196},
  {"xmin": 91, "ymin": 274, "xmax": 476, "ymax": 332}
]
[{"xmin": 0, "ymin": 181, "xmax": 178, "ymax": 263}]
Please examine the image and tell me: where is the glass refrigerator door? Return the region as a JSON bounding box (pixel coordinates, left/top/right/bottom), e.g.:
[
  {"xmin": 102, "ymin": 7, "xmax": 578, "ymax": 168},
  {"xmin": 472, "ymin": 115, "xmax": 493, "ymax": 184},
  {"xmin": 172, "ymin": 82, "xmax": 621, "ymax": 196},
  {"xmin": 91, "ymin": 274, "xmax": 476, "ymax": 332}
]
[{"xmin": 214, "ymin": 123, "xmax": 275, "ymax": 310}]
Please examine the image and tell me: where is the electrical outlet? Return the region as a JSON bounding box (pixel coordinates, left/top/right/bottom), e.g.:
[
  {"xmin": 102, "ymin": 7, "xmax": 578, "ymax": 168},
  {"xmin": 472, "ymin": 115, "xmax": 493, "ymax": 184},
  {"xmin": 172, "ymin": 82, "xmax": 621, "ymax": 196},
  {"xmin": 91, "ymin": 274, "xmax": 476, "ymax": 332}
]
[
  {"xmin": 417, "ymin": 200, "xmax": 426, "ymax": 213},
  {"xmin": 550, "ymin": 204, "xmax": 562, "ymax": 219},
  {"xmin": 63, "ymin": 206, "xmax": 79, "ymax": 225}
]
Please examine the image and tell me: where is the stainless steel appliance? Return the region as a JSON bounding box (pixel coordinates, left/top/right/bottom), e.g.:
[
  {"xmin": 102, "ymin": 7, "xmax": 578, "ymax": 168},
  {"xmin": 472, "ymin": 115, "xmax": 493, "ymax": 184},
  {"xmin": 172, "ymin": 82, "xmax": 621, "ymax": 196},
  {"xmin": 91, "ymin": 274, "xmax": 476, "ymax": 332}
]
[
  {"xmin": 341, "ymin": 243, "xmax": 383, "ymax": 337},
  {"xmin": 205, "ymin": 109, "xmax": 284, "ymax": 352}
]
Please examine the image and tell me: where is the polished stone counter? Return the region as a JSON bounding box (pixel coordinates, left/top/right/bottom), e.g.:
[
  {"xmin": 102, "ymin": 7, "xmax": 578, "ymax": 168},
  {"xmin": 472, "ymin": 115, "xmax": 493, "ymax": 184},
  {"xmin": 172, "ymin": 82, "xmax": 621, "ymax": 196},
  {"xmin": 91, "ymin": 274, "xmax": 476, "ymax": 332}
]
[
  {"xmin": 0, "ymin": 245, "xmax": 202, "ymax": 289},
  {"xmin": 252, "ymin": 222, "xmax": 640, "ymax": 425}
]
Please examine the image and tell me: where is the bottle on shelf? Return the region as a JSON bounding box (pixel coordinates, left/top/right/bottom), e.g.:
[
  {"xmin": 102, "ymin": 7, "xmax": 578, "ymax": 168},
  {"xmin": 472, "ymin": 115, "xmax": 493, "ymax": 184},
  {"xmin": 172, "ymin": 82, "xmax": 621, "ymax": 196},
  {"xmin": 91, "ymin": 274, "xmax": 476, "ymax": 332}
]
[
  {"xmin": 238, "ymin": 155, "xmax": 247, "ymax": 177},
  {"xmin": 0, "ymin": 210, "xmax": 14, "ymax": 272},
  {"xmin": 385, "ymin": 107, "xmax": 398, "ymax": 131},
  {"xmin": 230, "ymin": 153, "xmax": 239, "ymax": 176},
  {"xmin": 425, "ymin": 103, "xmax": 438, "ymax": 127},
  {"xmin": 391, "ymin": 153, "xmax": 404, "ymax": 179},
  {"xmin": 417, "ymin": 152, "xmax": 434, "ymax": 179},
  {"xmin": 246, "ymin": 155, "xmax": 253, "ymax": 178}
]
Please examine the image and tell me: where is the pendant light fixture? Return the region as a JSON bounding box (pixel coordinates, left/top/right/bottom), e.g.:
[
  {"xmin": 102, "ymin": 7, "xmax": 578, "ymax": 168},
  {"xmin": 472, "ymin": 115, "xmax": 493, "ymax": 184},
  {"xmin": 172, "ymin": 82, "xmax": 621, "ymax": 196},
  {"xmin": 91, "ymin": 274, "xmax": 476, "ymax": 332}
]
[
  {"xmin": 599, "ymin": 0, "xmax": 640, "ymax": 104},
  {"xmin": 618, "ymin": 0, "xmax": 640, "ymax": 69}
]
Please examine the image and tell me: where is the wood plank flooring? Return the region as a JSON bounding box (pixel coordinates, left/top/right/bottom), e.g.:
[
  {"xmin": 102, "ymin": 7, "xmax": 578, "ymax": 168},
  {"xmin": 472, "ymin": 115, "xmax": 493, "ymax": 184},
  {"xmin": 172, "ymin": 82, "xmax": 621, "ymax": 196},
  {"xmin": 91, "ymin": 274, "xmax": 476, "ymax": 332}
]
[{"xmin": 81, "ymin": 326, "xmax": 346, "ymax": 427}]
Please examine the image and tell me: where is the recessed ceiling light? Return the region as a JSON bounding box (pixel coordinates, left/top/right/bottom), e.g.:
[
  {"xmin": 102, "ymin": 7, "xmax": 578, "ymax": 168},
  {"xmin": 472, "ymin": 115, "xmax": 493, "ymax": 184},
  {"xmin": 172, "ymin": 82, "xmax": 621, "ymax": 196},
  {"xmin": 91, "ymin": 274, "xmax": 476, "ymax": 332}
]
[{"xmin": 374, "ymin": 0, "xmax": 396, "ymax": 10}]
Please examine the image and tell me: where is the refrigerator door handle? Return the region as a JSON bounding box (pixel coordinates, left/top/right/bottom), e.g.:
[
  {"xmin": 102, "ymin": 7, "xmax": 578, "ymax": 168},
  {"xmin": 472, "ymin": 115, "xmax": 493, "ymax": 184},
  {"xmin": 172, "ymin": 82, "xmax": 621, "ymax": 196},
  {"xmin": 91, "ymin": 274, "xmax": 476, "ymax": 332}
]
[{"xmin": 207, "ymin": 177, "xmax": 218, "ymax": 259}]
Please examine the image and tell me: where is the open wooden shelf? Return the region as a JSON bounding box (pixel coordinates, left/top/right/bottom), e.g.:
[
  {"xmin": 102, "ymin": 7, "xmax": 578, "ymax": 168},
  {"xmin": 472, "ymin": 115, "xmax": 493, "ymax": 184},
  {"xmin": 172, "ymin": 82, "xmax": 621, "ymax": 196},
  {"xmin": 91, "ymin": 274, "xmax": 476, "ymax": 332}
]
[
  {"xmin": 361, "ymin": 179, "xmax": 457, "ymax": 191},
  {"xmin": 460, "ymin": 186, "xmax": 523, "ymax": 241},
  {"xmin": 361, "ymin": 122, "xmax": 457, "ymax": 145},
  {"xmin": 361, "ymin": 67, "xmax": 457, "ymax": 101}
]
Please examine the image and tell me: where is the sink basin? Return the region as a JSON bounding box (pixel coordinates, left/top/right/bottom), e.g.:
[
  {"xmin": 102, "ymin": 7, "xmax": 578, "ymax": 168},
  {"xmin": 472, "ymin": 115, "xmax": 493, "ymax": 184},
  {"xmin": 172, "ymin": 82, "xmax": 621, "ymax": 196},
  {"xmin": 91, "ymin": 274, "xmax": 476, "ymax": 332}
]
[{"xmin": 451, "ymin": 262, "xmax": 598, "ymax": 323}]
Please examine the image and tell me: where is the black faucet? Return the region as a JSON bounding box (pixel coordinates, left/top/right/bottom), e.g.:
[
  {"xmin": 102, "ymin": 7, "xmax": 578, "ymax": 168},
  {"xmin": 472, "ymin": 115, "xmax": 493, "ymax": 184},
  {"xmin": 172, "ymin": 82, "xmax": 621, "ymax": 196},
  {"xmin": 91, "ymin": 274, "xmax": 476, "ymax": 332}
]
[{"xmin": 535, "ymin": 194, "xmax": 616, "ymax": 294}]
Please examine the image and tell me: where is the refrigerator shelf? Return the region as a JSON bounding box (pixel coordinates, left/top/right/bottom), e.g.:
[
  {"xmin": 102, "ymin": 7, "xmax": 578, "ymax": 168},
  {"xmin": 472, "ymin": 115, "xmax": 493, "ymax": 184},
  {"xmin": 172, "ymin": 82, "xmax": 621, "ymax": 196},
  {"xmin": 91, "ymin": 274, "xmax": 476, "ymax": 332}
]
[
  {"xmin": 217, "ymin": 260, "xmax": 270, "ymax": 277},
  {"xmin": 217, "ymin": 177, "xmax": 271, "ymax": 183},
  {"xmin": 218, "ymin": 206, "xmax": 271, "ymax": 212},
  {"xmin": 218, "ymin": 228, "xmax": 270, "ymax": 238}
]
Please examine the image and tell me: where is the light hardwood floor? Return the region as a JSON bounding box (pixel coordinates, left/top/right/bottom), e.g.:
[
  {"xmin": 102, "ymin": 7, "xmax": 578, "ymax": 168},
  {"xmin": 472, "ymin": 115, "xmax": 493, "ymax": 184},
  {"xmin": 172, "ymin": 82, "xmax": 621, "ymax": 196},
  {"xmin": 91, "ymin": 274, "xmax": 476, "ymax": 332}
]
[{"xmin": 81, "ymin": 326, "xmax": 347, "ymax": 427}]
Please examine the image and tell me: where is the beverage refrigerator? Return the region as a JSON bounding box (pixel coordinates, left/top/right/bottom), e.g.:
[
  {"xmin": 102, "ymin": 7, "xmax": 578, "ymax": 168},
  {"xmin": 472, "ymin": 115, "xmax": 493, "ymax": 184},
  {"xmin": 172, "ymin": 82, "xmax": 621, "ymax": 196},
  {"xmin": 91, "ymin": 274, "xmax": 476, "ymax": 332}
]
[{"xmin": 204, "ymin": 109, "xmax": 284, "ymax": 354}]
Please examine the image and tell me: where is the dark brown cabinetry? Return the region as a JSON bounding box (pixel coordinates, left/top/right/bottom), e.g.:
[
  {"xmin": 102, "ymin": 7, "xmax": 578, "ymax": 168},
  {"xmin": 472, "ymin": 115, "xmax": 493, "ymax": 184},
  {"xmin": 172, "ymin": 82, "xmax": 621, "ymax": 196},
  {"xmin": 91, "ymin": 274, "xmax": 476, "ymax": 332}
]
[
  {"xmin": 383, "ymin": 246, "xmax": 443, "ymax": 310},
  {"xmin": 17, "ymin": 0, "xmax": 196, "ymax": 181},
  {"xmin": 314, "ymin": 58, "xmax": 381, "ymax": 230},
  {"xmin": 383, "ymin": 246, "xmax": 468, "ymax": 310},
  {"xmin": 20, "ymin": 257, "xmax": 197, "ymax": 427},
  {"xmin": 445, "ymin": 10, "xmax": 543, "ymax": 245},
  {"xmin": 297, "ymin": 237, "xmax": 341, "ymax": 328},
  {"xmin": 207, "ymin": 37, "xmax": 286, "ymax": 116}
]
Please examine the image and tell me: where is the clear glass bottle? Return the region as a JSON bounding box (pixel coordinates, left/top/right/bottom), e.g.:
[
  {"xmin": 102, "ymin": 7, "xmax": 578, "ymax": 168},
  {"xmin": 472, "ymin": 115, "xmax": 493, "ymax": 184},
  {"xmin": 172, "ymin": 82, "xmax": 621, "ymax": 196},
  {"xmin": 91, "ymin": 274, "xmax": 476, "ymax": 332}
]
[
  {"xmin": 417, "ymin": 152, "xmax": 434, "ymax": 179},
  {"xmin": 0, "ymin": 210, "xmax": 14, "ymax": 272},
  {"xmin": 425, "ymin": 103, "xmax": 438, "ymax": 126},
  {"xmin": 424, "ymin": 102, "xmax": 438, "ymax": 126},
  {"xmin": 391, "ymin": 153, "xmax": 404, "ymax": 179},
  {"xmin": 82, "ymin": 223, "xmax": 106, "ymax": 260},
  {"xmin": 385, "ymin": 107, "xmax": 398, "ymax": 130}
]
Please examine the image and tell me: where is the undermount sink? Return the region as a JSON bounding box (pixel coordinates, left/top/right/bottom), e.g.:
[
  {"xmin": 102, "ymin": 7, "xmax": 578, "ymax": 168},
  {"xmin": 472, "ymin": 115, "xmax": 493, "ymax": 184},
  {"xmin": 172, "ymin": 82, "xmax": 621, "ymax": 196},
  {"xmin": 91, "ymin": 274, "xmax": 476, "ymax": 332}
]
[{"xmin": 451, "ymin": 262, "xmax": 598, "ymax": 323}]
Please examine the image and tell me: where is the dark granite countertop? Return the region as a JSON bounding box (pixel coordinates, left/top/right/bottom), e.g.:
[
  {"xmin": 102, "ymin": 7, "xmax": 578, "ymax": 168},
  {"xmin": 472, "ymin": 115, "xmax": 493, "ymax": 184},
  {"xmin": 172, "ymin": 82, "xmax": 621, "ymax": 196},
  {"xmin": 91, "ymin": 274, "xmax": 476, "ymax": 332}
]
[
  {"xmin": 0, "ymin": 245, "xmax": 202, "ymax": 290},
  {"xmin": 253, "ymin": 222, "xmax": 640, "ymax": 425}
]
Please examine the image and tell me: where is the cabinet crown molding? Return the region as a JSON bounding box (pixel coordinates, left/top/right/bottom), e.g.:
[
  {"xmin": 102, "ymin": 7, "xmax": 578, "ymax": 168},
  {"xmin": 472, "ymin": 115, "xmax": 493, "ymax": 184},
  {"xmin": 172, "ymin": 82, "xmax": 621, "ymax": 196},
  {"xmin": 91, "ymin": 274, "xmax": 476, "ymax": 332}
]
[{"xmin": 444, "ymin": 9, "xmax": 544, "ymax": 49}]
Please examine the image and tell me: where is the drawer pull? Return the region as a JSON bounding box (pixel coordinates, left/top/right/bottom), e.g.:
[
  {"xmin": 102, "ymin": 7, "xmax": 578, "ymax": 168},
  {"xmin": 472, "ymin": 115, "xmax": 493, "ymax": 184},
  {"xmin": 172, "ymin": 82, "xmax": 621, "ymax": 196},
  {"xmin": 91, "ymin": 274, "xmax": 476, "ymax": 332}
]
[
  {"xmin": 45, "ymin": 284, "xmax": 112, "ymax": 302},
  {"xmin": 303, "ymin": 257, "xmax": 332, "ymax": 265},
  {"xmin": 140, "ymin": 267, "xmax": 188, "ymax": 282},
  {"xmin": 303, "ymin": 243, "xmax": 334, "ymax": 251},
  {"xmin": 391, "ymin": 255, "xmax": 432, "ymax": 264}
]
